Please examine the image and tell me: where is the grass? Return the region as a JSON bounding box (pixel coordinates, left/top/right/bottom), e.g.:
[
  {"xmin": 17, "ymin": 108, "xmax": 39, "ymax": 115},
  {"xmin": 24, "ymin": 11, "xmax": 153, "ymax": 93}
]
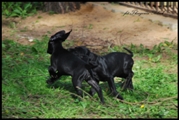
[{"xmin": 2, "ymin": 35, "xmax": 178, "ymax": 118}]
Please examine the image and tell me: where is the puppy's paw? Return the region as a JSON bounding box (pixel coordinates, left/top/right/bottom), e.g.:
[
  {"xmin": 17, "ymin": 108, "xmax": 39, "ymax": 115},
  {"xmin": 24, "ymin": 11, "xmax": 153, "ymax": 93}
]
[
  {"xmin": 116, "ymin": 94, "xmax": 124, "ymax": 100},
  {"xmin": 88, "ymin": 90, "xmax": 95, "ymax": 96},
  {"xmin": 51, "ymin": 75, "xmax": 58, "ymax": 78},
  {"xmin": 46, "ymin": 79, "xmax": 53, "ymax": 84},
  {"xmin": 101, "ymin": 101, "xmax": 105, "ymax": 105}
]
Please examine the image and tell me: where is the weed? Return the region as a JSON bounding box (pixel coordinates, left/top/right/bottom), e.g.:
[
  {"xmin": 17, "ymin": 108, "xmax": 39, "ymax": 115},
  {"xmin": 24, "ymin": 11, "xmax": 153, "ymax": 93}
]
[
  {"xmin": 134, "ymin": 18, "xmax": 140, "ymax": 22},
  {"xmin": 110, "ymin": 2, "xmax": 118, "ymax": 5},
  {"xmin": 9, "ymin": 29, "xmax": 18, "ymax": 37},
  {"xmin": 35, "ymin": 20, "xmax": 39, "ymax": 23},
  {"xmin": 37, "ymin": 16, "xmax": 42, "ymax": 19},
  {"xmin": 9, "ymin": 22, "xmax": 16, "ymax": 29},
  {"xmin": 20, "ymin": 26, "xmax": 28, "ymax": 32},
  {"xmin": 56, "ymin": 26, "xmax": 66, "ymax": 28},
  {"xmin": 47, "ymin": 31, "xmax": 51, "ymax": 35},
  {"xmin": 117, "ymin": 30, "xmax": 123, "ymax": 34},
  {"xmin": 88, "ymin": 24, "xmax": 93, "ymax": 29},
  {"xmin": 147, "ymin": 54, "xmax": 162, "ymax": 63}
]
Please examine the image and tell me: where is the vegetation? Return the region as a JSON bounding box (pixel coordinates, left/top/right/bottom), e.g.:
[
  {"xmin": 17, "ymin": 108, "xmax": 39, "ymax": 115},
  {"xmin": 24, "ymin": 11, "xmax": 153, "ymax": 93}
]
[
  {"xmin": 2, "ymin": 35, "xmax": 177, "ymax": 118},
  {"xmin": 2, "ymin": 2, "xmax": 82, "ymax": 18},
  {"xmin": 2, "ymin": 2, "xmax": 43, "ymax": 18}
]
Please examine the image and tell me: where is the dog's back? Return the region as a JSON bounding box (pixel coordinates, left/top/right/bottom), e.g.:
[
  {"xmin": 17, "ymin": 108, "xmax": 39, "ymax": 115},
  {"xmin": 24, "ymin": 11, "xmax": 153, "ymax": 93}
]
[
  {"xmin": 51, "ymin": 48, "xmax": 91, "ymax": 76},
  {"xmin": 103, "ymin": 50, "xmax": 133, "ymax": 77},
  {"xmin": 69, "ymin": 46, "xmax": 99, "ymax": 68}
]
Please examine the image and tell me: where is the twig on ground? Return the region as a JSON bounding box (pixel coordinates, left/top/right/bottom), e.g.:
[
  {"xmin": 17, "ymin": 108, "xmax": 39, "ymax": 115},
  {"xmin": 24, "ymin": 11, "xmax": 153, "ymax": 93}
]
[{"xmin": 116, "ymin": 96, "xmax": 177, "ymax": 106}]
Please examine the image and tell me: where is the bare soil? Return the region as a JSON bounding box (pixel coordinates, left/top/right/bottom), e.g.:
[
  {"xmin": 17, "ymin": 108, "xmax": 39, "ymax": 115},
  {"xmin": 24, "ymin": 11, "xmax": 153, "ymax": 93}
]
[{"xmin": 2, "ymin": 2, "xmax": 177, "ymax": 54}]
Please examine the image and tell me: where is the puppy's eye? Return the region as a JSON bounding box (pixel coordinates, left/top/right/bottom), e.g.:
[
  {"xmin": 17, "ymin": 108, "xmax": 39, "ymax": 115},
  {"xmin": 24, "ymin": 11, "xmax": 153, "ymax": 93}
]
[{"xmin": 50, "ymin": 36, "xmax": 56, "ymax": 41}]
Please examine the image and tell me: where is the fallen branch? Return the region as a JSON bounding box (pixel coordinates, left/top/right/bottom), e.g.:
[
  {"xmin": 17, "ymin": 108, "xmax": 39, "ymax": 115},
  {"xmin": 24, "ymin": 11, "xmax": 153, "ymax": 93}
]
[{"xmin": 117, "ymin": 96, "xmax": 177, "ymax": 105}]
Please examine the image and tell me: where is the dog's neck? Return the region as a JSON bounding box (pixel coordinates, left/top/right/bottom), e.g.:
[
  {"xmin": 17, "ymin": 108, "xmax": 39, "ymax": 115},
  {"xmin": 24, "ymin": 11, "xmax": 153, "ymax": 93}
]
[{"xmin": 53, "ymin": 42, "xmax": 66, "ymax": 53}]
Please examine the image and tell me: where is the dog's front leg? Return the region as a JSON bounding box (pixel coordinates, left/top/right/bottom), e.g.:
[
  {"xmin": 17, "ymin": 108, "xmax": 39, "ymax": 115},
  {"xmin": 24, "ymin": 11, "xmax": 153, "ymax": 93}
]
[
  {"xmin": 108, "ymin": 77, "xmax": 124, "ymax": 100},
  {"xmin": 46, "ymin": 66, "xmax": 60, "ymax": 84},
  {"xmin": 48, "ymin": 66, "xmax": 58, "ymax": 77},
  {"xmin": 46, "ymin": 76, "xmax": 59, "ymax": 84}
]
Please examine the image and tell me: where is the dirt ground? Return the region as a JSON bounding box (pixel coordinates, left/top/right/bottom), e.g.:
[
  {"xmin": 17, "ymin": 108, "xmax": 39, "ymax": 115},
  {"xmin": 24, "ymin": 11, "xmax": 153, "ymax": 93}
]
[{"xmin": 2, "ymin": 2, "xmax": 178, "ymax": 53}]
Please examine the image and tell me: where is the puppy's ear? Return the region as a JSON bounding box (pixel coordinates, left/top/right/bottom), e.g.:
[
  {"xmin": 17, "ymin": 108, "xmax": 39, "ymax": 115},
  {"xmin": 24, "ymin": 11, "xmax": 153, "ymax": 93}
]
[
  {"xmin": 50, "ymin": 29, "xmax": 72, "ymax": 42},
  {"xmin": 50, "ymin": 30, "xmax": 65, "ymax": 41},
  {"xmin": 62, "ymin": 29, "xmax": 72, "ymax": 41}
]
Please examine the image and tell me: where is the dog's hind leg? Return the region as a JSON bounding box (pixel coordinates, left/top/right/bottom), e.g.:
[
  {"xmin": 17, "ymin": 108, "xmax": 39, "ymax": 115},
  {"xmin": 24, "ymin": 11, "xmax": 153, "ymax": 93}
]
[
  {"xmin": 121, "ymin": 71, "xmax": 134, "ymax": 90},
  {"xmin": 126, "ymin": 71, "xmax": 134, "ymax": 89},
  {"xmin": 108, "ymin": 77, "xmax": 124, "ymax": 100},
  {"xmin": 89, "ymin": 80, "xmax": 99, "ymax": 96},
  {"xmin": 86, "ymin": 78, "xmax": 104, "ymax": 104}
]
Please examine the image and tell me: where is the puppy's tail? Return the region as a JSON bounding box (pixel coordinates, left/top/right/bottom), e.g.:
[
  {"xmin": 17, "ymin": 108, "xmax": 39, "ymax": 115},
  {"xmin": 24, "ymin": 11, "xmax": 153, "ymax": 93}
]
[{"xmin": 123, "ymin": 47, "xmax": 133, "ymax": 57}]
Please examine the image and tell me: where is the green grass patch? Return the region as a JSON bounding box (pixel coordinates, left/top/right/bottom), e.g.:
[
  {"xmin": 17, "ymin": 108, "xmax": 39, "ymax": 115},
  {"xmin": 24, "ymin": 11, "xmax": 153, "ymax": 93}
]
[
  {"xmin": 2, "ymin": 36, "xmax": 177, "ymax": 118},
  {"xmin": 2, "ymin": 2, "xmax": 43, "ymax": 18}
]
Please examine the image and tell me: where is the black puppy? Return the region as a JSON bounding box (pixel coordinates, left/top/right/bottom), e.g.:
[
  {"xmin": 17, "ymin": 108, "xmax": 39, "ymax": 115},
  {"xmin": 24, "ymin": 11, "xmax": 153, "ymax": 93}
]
[
  {"xmin": 69, "ymin": 46, "xmax": 134, "ymax": 99},
  {"xmin": 46, "ymin": 30, "xmax": 104, "ymax": 103}
]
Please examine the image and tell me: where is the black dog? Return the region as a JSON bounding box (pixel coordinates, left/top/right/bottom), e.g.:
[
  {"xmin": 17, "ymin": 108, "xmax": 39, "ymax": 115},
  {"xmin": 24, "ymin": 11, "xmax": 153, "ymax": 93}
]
[
  {"xmin": 68, "ymin": 46, "xmax": 134, "ymax": 99},
  {"xmin": 46, "ymin": 30, "xmax": 104, "ymax": 103}
]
